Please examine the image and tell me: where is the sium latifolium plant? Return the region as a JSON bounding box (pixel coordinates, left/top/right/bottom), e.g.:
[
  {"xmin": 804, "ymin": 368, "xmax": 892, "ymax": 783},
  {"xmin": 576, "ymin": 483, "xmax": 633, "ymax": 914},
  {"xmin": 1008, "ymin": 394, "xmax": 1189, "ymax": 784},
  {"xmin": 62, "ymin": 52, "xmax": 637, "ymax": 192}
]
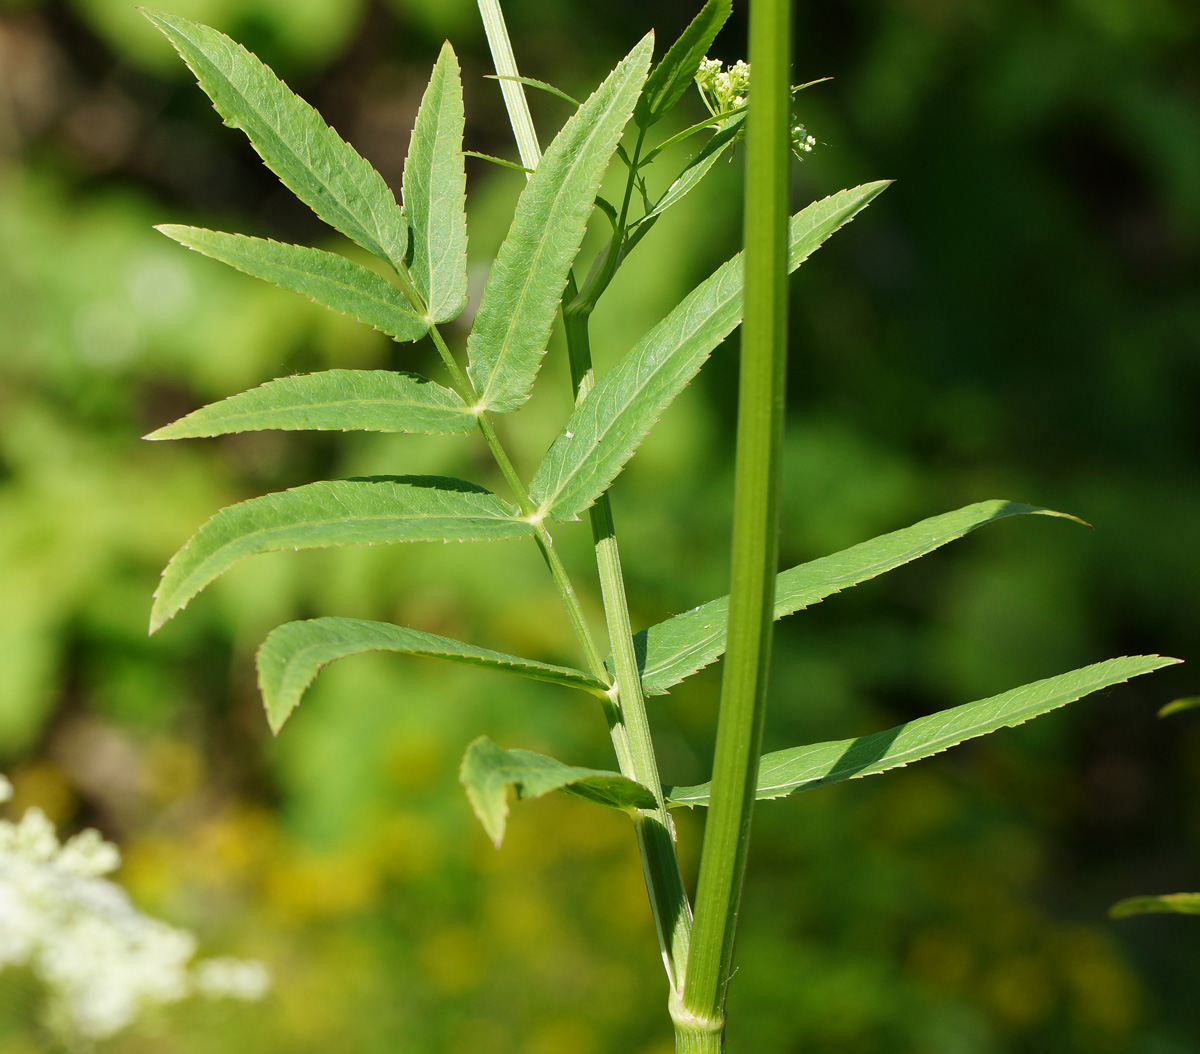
[{"xmin": 143, "ymin": 0, "xmax": 1180, "ymax": 1048}]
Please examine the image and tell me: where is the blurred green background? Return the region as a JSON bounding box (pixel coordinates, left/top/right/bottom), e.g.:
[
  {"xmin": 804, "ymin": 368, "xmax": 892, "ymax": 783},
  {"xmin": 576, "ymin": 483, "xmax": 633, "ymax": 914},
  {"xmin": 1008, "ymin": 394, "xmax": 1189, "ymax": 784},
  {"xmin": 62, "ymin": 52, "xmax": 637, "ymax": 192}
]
[{"xmin": 0, "ymin": 0, "xmax": 1197, "ymax": 1050}]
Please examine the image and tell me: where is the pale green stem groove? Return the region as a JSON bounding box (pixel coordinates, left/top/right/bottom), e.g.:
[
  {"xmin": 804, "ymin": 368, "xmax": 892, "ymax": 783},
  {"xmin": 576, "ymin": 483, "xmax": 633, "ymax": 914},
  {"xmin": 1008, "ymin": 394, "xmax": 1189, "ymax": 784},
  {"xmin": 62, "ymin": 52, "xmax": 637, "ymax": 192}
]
[{"xmin": 682, "ymin": 0, "xmax": 793, "ymax": 1044}]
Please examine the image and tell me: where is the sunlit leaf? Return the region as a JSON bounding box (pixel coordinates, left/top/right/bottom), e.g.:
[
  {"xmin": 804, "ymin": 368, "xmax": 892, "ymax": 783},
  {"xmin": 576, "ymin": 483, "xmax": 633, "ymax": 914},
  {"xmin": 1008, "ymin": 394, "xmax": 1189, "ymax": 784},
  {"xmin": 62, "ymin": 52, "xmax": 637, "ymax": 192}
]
[
  {"xmin": 1110, "ymin": 893, "xmax": 1200, "ymax": 919},
  {"xmin": 145, "ymin": 370, "xmax": 476, "ymax": 439},
  {"xmin": 635, "ymin": 501, "xmax": 1082, "ymax": 695},
  {"xmin": 667, "ymin": 655, "xmax": 1181, "ymax": 806},
  {"xmin": 634, "ymin": 0, "xmax": 732, "ymax": 128},
  {"xmin": 151, "ymin": 477, "xmax": 530, "ymax": 632},
  {"xmin": 144, "ymin": 10, "xmax": 408, "ymax": 269},
  {"xmin": 258, "ymin": 617, "xmax": 608, "ymax": 733},
  {"xmin": 155, "ymin": 227, "xmax": 426, "ymax": 341},
  {"xmin": 644, "ymin": 118, "xmax": 744, "ymax": 221},
  {"xmin": 530, "ymin": 182, "xmax": 890, "ymax": 521},
  {"xmin": 466, "ymin": 35, "xmax": 653, "ymax": 413},
  {"xmin": 404, "ymin": 43, "xmax": 469, "ymax": 323},
  {"xmin": 460, "ymin": 735, "xmax": 656, "ymax": 846}
]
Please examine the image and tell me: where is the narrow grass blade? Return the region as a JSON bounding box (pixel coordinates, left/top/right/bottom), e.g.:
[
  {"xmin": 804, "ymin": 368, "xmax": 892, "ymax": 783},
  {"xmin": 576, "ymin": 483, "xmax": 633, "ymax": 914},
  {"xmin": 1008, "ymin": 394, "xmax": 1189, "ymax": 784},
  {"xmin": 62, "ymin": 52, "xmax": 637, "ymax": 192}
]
[
  {"xmin": 640, "ymin": 103, "xmax": 748, "ymax": 165},
  {"xmin": 155, "ymin": 227, "xmax": 427, "ymax": 342},
  {"xmin": 145, "ymin": 370, "xmax": 476, "ymax": 439},
  {"xmin": 150, "ymin": 477, "xmax": 531, "ymax": 632},
  {"xmin": 530, "ymin": 182, "xmax": 890, "ymax": 521},
  {"xmin": 258, "ymin": 616, "xmax": 608, "ymax": 733},
  {"xmin": 634, "ymin": 0, "xmax": 732, "ymax": 128},
  {"xmin": 1159, "ymin": 697, "xmax": 1200, "ymax": 718},
  {"xmin": 1110, "ymin": 893, "xmax": 1200, "ymax": 918},
  {"xmin": 466, "ymin": 35, "xmax": 653, "ymax": 413},
  {"xmin": 666, "ymin": 655, "xmax": 1181, "ymax": 806},
  {"xmin": 645, "ymin": 118, "xmax": 744, "ymax": 221},
  {"xmin": 636, "ymin": 501, "xmax": 1082, "ymax": 695},
  {"xmin": 487, "ymin": 74, "xmax": 580, "ymax": 107},
  {"xmin": 460, "ymin": 735, "xmax": 656, "ymax": 846},
  {"xmin": 463, "ymin": 151, "xmax": 533, "ymax": 175},
  {"xmin": 404, "ymin": 43, "xmax": 469, "ymax": 323},
  {"xmin": 143, "ymin": 10, "xmax": 408, "ymax": 270}
]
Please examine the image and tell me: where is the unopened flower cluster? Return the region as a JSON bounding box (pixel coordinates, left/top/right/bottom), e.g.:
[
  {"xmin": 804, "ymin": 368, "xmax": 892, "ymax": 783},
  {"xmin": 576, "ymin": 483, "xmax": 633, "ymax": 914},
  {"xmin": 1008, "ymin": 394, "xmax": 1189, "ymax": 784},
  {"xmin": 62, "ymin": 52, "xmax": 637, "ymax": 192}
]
[
  {"xmin": 695, "ymin": 57, "xmax": 818, "ymax": 158},
  {"xmin": 0, "ymin": 774, "xmax": 269, "ymax": 1041}
]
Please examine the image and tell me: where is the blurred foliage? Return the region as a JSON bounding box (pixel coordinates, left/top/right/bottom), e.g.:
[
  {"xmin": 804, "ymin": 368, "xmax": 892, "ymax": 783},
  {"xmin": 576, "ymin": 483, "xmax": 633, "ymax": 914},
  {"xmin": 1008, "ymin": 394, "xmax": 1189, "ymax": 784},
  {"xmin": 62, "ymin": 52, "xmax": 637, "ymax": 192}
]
[{"xmin": 0, "ymin": 0, "xmax": 1197, "ymax": 1050}]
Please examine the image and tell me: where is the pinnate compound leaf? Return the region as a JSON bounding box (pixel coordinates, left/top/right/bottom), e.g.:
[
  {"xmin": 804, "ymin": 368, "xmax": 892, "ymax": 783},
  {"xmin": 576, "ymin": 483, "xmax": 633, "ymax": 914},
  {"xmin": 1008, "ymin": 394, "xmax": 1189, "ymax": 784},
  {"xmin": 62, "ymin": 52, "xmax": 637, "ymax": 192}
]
[
  {"xmin": 467, "ymin": 35, "xmax": 654, "ymax": 413},
  {"xmin": 151, "ymin": 477, "xmax": 530, "ymax": 633},
  {"xmin": 1110, "ymin": 893, "xmax": 1200, "ymax": 919},
  {"xmin": 404, "ymin": 43, "xmax": 469, "ymax": 323},
  {"xmin": 634, "ymin": 501, "xmax": 1082, "ymax": 695},
  {"xmin": 146, "ymin": 370, "xmax": 476, "ymax": 439},
  {"xmin": 666, "ymin": 655, "xmax": 1181, "ymax": 806},
  {"xmin": 155, "ymin": 227, "xmax": 427, "ymax": 342},
  {"xmin": 460, "ymin": 735, "xmax": 656, "ymax": 846},
  {"xmin": 531, "ymin": 182, "xmax": 890, "ymax": 521},
  {"xmin": 258, "ymin": 617, "xmax": 608, "ymax": 733},
  {"xmin": 635, "ymin": 0, "xmax": 732, "ymax": 128},
  {"xmin": 144, "ymin": 10, "xmax": 408, "ymax": 269}
]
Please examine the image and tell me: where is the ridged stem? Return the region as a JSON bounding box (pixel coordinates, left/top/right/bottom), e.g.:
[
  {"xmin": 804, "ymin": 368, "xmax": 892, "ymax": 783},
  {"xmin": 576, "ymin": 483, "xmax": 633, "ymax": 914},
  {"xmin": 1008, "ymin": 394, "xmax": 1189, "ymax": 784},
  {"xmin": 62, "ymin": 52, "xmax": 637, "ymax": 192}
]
[{"xmin": 681, "ymin": 0, "xmax": 793, "ymax": 1041}]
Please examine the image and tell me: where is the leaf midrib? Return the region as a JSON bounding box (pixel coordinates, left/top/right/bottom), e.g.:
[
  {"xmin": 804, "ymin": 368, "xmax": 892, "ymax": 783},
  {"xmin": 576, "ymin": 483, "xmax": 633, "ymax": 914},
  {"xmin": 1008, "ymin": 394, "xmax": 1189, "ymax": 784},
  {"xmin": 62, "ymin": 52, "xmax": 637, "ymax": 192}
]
[
  {"xmin": 476, "ymin": 82, "xmax": 629, "ymax": 407},
  {"xmin": 182, "ymin": 395, "xmax": 471, "ymax": 421},
  {"xmin": 180, "ymin": 28, "xmax": 399, "ymax": 264}
]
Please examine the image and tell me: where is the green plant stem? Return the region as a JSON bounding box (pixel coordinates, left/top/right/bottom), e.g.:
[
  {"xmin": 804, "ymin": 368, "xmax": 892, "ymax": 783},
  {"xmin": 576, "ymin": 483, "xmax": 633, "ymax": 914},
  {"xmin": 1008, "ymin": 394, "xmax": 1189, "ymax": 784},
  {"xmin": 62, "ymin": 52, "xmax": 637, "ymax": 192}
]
[
  {"xmin": 681, "ymin": 0, "xmax": 792, "ymax": 1043},
  {"xmin": 476, "ymin": 0, "xmax": 542, "ymax": 172},
  {"xmin": 425, "ymin": 323, "xmax": 608, "ymax": 682},
  {"xmin": 590, "ymin": 495, "xmax": 693, "ymax": 991},
  {"xmin": 478, "ymin": 0, "xmax": 692, "ymax": 1003},
  {"xmin": 561, "ymin": 275, "xmax": 693, "ymax": 990}
]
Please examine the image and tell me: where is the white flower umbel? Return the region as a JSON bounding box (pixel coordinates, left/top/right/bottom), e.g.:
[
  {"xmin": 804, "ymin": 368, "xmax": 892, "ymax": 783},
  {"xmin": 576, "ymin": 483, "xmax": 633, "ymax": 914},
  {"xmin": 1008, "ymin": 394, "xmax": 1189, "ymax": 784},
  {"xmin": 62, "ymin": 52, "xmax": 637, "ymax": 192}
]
[
  {"xmin": 0, "ymin": 773, "xmax": 269, "ymax": 1042},
  {"xmin": 694, "ymin": 57, "xmax": 820, "ymax": 160}
]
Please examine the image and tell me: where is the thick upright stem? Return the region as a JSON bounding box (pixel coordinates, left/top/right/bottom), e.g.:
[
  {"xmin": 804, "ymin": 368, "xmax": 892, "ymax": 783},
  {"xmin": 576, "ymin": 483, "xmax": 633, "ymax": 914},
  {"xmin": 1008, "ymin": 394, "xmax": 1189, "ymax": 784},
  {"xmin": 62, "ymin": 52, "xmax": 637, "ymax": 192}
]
[{"xmin": 682, "ymin": 0, "xmax": 793, "ymax": 1040}]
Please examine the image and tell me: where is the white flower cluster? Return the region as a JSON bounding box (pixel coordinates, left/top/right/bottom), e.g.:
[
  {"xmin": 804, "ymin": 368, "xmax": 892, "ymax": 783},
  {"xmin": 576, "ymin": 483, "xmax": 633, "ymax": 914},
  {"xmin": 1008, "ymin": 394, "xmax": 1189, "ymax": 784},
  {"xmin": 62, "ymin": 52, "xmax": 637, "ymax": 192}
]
[
  {"xmin": 694, "ymin": 57, "xmax": 820, "ymax": 160},
  {"xmin": 695, "ymin": 57, "xmax": 752, "ymax": 116},
  {"xmin": 792, "ymin": 124, "xmax": 817, "ymax": 154},
  {"xmin": 0, "ymin": 775, "xmax": 269, "ymax": 1042}
]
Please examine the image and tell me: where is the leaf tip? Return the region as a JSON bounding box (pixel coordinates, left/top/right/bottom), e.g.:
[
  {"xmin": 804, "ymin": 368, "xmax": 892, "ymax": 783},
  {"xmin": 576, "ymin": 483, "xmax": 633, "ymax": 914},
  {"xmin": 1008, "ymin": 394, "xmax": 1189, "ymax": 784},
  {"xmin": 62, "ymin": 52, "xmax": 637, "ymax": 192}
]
[{"xmin": 1159, "ymin": 696, "xmax": 1200, "ymax": 718}]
